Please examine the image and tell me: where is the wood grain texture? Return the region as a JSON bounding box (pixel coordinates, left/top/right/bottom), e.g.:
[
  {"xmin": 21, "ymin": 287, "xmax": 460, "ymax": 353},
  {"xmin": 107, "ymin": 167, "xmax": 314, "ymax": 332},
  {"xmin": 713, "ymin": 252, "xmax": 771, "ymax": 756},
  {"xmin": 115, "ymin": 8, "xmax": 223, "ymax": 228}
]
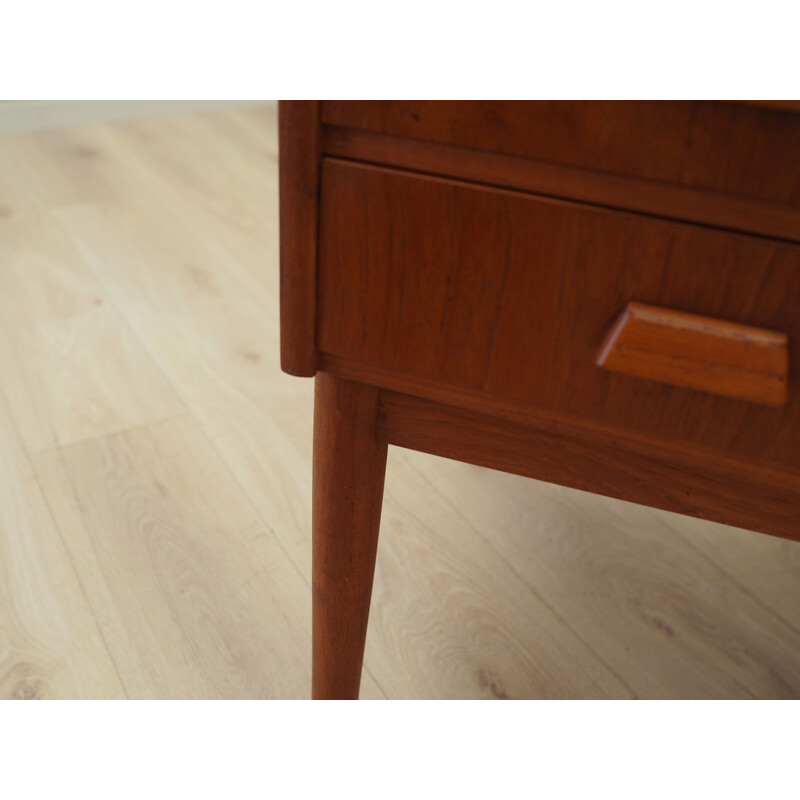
[
  {"xmin": 320, "ymin": 351, "xmax": 800, "ymax": 495},
  {"xmin": 1, "ymin": 126, "xmax": 119, "ymax": 207},
  {"xmin": 279, "ymin": 101, "xmax": 320, "ymax": 376},
  {"xmin": 597, "ymin": 302, "xmax": 789, "ymax": 406},
  {"xmin": 43, "ymin": 109, "xmax": 382, "ymax": 699},
  {"xmin": 0, "ymin": 148, "xmax": 185, "ymax": 451},
  {"xmin": 322, "ymin": 125, "xmax": 800, "ymax": 244},
  {"xmin": 31, "ymin": 112, "xmax": 635, "ymax": 699},
  {"xmin": 313, "ymin": 374, "xmax": 387, "ymax": 699},
  {"xmin": 734, "ymin": 100, "xmax": 800, "ymax": 114},
  {"xmin": 0, "ymin": 392, "xmax": 125, "ymax": 700},
  {"xmin": 405, "ymin": 449, "xmax": 800, "ymax": 698},
  {"xmin": 322, "ymin": 101, "xmax": 800, "ymax": 207},
  {"xmin": 660, "ymin": 510, "xmax": 800, "ymax": 629},
  {"xmin": 368, "ymin": 447, "xmax": 635, "ymax": 699},
  {"xmin": 317, "ymin": 159, "xmax": 800, "ymax": 471},
  {"xmin": 31, "ymin": 416, "xmax": 315, "ymax": 699},
  {"xmin": 3, "ymin": 107, "xmax": 798, "ymax": 699},
  {"xmin": 379, "ymin": 389, "xmax": 800, "ymax": 542}
]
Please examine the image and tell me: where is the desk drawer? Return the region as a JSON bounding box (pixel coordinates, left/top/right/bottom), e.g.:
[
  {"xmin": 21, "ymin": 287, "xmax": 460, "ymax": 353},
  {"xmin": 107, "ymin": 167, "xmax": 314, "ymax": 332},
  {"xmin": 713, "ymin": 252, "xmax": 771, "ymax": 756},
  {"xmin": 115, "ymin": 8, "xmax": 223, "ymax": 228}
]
[
  {"xmin": 322, "ymin": 101, "xmax": 800, "ymax": 208},
  {"xmin": 317, "ymin": 159, "xmax": 800, "ymax": 469}
]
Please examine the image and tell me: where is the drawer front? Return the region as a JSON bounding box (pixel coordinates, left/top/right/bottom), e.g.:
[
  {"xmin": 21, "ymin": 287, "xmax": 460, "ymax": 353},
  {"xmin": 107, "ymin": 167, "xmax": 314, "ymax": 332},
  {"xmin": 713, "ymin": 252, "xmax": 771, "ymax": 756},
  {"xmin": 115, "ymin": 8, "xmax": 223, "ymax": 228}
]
[
  {"xmin": 321, "ymin": 101, "xmax": 800, "ymax": 208},
  {"xmin": 317, "ymin": 159, "xmax": 800, "ymax": 469}
]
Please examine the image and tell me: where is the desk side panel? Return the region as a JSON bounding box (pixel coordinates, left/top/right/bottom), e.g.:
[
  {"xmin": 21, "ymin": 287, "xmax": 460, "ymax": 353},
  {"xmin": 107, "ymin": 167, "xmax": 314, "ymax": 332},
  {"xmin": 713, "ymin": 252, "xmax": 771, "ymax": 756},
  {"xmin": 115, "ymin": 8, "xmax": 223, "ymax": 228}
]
[{"xmin": 279, "ymin": 100, "xmax": 321, "ymax": 376}]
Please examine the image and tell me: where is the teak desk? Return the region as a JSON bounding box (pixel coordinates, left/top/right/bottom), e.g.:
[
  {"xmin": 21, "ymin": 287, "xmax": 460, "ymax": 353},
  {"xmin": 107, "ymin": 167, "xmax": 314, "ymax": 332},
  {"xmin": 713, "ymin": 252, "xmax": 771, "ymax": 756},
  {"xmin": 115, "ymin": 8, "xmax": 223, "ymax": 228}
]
[{"xmin": 278, "ymin": 101, "xmax": 800, "ymax": 699}]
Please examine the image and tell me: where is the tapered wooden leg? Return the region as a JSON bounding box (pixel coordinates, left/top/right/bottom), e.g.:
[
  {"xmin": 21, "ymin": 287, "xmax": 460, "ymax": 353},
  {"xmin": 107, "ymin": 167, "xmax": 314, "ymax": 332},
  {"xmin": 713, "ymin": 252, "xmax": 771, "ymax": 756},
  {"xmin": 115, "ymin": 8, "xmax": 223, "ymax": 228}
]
[{"xmin": 312, "ymin": 373, "xmax": 388, "ymax": 699}]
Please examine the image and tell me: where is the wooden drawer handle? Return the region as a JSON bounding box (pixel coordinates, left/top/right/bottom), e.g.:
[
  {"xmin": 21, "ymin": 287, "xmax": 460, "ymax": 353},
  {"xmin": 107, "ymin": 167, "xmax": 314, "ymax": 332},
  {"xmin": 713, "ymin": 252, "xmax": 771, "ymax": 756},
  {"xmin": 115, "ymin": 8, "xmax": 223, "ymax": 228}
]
[{"xmin": 596, "ymin": 302, "xmax": 789, "ymax": 406}]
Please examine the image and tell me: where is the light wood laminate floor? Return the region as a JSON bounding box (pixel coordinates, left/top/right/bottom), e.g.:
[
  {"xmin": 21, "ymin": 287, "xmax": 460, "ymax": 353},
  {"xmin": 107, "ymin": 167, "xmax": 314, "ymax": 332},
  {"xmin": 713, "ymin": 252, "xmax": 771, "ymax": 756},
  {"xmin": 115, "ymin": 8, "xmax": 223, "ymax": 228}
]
[{"xmin": 1, "ymin": 106, "xmax": 798, "ymax": 699}]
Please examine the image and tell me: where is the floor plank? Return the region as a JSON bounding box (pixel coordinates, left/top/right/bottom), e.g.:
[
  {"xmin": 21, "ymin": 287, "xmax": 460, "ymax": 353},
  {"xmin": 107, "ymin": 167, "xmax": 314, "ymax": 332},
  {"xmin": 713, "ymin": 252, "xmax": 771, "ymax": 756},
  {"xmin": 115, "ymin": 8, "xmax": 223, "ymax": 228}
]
[
  {"xmin": 664, "ymin": 515, "xmax": 800, "ymax": 632},
  {"xmin": 0, "ymin": 150, "xmax": 185, "ymax": 452},
  {"xmin": 54, "ymin": 184, "xmax": 312, "ymax": 576},
  {"xmin": 368, "ymin": 452, "xmax": 633, "ymax": 698},
  {"xmin": 0, "ymin": 392, "xmax": 126, "ymax": 699},
  {"xmin": 31, "ymin": 415, "xmax": 384, "ymax": 699},
  {"xmin": 405, "ymin": 452, "xmax": 800, "ymax": 698}
]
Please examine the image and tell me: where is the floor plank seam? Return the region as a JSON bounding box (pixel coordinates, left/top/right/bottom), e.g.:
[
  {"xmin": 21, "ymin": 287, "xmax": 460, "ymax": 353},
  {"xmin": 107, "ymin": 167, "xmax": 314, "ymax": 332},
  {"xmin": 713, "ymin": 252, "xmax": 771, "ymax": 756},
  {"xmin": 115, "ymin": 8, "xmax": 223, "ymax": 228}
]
[
  {"xmin": 29, "ymin": 412, "xmax": 191, "ymax": 457},
  {"xmin": 66, "ymin": 230, "xmax": 384, "ymax": 697},
  {"xmin": 665, "ymin": 520, "xmax": 800, "ymax": 639},
  {"xmin": 44, "ymin": 172, "xmax": 334, "ymax": 696},
  {"xmin": 41, "ymin": 140, "xmax": 383, "ymax": 695},
  {"xmin": 0, "ymin": 385, "xmax": 131, "ymax": 699},
  {"xmin": 400, "ymin": 453, "xmax": 640, "ymax": 698}
]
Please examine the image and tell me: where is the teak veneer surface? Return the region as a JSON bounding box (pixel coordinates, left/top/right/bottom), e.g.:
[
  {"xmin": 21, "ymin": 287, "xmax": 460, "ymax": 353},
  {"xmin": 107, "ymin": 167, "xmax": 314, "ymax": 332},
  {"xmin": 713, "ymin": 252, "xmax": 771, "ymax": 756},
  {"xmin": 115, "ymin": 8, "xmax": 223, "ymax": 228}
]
[
  {"xmin": 379, "ymin": 389, "xmax": 800, "ymax": 541},
  {"xmin": 312, "ymin": 375, "xmax": 387, "ymax": 699},
  {"xmin": 278, "ymin": 101, "xmax": 319, "ymax": 376},
  {"xmin": 322, "ymin": 101, "xmax": 800, "ymax": 207},
  {"xmin": 317, "ymin": 159, "xmax": 800, "ymax": 472},
  {"xmin": 322, "ymin": 124, "xmax": 800, "ymax": 245}
]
